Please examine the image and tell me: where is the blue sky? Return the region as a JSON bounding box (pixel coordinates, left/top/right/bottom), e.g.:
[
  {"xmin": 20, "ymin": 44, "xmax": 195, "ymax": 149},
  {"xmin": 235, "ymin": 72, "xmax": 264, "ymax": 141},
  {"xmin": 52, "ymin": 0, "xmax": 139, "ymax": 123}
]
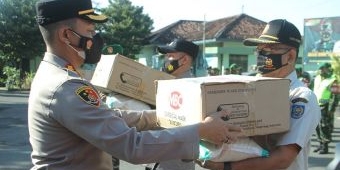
[{"xmin": 95, "ymin": 0, "xmax": 339, "ymax": 35}]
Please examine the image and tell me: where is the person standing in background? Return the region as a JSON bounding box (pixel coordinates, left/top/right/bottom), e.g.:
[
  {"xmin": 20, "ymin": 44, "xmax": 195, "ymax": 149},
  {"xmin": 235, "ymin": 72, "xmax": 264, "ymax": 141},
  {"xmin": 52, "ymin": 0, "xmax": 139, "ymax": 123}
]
[
  {"xmin": 229, "ymin": 63, "xmax": 241, "ymax": 75},
  {"xmin": 224, "ymin": 68, "xmax": 230, "ymax": 75},
  {"xmin": 143, "ymin": 39, "xmax": 199, "ymax": 170},
  {"xmin": 313, "ymin": 63, "xmax": 339, "ymax": 154},
  {"xmin": 158, "ymin": 39, "xmax": 198, "ymax": 79},
  {"xmin": 106, "ymin": 39, "xmax": 199, "ymax": 170}
]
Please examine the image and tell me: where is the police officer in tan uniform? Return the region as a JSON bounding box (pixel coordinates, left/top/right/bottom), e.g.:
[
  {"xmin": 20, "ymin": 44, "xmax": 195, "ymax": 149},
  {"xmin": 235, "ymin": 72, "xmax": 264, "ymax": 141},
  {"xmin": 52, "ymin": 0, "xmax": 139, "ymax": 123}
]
[
  {"xmin": 158, "ymin": 39, "xmax": 198, "ymax": 79},
  {"xmin": 28, "ymin": 0, "xmax": 241, "ymax": 169},
  {"xmin": 147, "ymin": 39, "xmax": 199, "ymax": 170}
]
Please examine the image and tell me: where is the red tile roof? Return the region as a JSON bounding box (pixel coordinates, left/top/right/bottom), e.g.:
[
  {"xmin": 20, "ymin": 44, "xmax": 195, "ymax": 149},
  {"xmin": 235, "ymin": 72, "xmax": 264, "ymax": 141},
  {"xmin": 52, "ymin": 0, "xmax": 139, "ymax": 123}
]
[{"xmin": 145, "ymin": 13, "xmax": 267, "ymax": 45}]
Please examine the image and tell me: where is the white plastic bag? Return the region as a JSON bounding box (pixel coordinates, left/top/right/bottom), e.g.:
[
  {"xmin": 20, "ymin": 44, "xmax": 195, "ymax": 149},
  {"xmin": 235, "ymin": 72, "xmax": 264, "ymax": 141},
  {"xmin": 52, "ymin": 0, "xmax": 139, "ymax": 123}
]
[
  {"xmin": 106, "ymin": 93, "xmax": 151, "ymax": 110},
  {"xmin": 199, "ymin": 137, "xmax": 269, "ymax": 162}
]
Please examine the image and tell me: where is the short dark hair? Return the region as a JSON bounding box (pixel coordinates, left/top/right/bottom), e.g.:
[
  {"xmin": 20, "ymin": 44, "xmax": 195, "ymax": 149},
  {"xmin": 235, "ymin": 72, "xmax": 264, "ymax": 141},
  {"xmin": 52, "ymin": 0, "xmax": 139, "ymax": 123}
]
[{"xmin": 39, "ymin": 18, "xmax": 76, "ymax": 45}]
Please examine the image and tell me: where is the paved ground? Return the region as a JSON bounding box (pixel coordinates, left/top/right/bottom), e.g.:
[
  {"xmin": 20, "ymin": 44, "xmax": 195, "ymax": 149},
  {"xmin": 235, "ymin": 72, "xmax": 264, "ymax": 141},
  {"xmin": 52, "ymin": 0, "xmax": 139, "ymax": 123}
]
[
  {"xmin": 0, "ymin": 89, "xmax": 338, "ymax": 170},
  {"xmin": 0, "ymin": 90, "xmax": 32, "ymax": 170}
]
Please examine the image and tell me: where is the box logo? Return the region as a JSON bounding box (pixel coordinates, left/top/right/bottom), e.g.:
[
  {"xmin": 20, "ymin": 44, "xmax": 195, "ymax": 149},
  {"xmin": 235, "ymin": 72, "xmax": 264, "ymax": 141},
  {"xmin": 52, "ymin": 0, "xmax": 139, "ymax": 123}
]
[
  {"xmin": 169, "ymin": 91, "xmax": 182, "ymax": 110},
  {"xmin": 120, "ymin": 72, "xmax": 141, "ymax": 87},
  {"xmin": 217, "ymin": 103, "xmax": 249, "ymax": 119}
]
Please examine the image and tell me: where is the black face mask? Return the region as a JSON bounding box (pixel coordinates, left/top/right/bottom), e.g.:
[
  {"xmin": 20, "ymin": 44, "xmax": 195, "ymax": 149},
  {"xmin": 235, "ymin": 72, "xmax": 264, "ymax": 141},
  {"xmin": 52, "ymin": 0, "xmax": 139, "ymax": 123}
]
[
  {"xmin": 256, "ymin": 51, "xmax": 289, "ymax": 74},
  {"xmin": 162, "ymin": 57, "xmax": 183, "ymax": 74},
  {"xmin": 69, "ymin": 30, "xmax": 104, "ymax": 64}
]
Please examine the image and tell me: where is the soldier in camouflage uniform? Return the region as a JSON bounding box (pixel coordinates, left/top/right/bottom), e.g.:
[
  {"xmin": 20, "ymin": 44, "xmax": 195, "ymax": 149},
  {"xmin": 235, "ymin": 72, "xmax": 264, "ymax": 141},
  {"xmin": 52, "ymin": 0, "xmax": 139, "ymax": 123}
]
[{"xmin": 314, "ymin": 63, "xmax": 339, "ymax": 154}]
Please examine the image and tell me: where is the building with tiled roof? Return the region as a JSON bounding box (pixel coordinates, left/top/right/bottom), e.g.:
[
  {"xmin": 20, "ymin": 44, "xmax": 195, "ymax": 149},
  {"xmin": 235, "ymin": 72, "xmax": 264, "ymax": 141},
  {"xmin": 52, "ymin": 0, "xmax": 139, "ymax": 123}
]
[
  {"xmin": 138, "ymin": 13, "xmax": 307, "ymax": 77},
  {"xmin": 146, "ymin": 14, "xmax": 266, "ymax": 44},
  {"xmin": 137, "ymin": 13, "xmax": 284, "ymax": 76}
]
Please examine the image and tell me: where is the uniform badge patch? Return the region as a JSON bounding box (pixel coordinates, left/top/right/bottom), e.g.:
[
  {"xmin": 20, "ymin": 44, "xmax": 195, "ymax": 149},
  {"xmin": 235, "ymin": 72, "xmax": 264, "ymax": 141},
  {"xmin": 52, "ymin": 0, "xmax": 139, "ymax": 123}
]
[
  {"xmin": 291, "ymin": 104, "xmax": 305, "ymax": 119},
  {"xmin": 76, "ymin": 86, "xmax": 100, "ymax": 107}
]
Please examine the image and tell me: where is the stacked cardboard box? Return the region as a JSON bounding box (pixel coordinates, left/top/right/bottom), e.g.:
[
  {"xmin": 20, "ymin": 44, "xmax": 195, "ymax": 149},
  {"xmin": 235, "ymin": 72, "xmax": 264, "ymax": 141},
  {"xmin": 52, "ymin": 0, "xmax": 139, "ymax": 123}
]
[
  {"xmin": 156, "ymin": 75, "xmax": 290, "ymax": 136},
  {"xmin": 91, "ymin": 54, "xmax": 175, "ymax": 105}
]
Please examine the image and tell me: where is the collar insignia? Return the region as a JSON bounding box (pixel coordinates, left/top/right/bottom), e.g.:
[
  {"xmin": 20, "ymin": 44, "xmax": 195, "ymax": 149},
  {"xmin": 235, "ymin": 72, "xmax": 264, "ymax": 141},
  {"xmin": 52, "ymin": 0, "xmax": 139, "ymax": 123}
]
[{"xmin": 65, "ymin": 64, "xmax": 76, "ymax": 71}]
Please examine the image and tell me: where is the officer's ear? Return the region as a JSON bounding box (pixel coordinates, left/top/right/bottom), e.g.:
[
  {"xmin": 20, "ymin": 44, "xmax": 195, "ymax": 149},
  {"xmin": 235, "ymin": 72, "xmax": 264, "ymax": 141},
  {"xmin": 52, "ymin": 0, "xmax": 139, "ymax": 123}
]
[
  {"xmin": 287, "ymin": 49, "xmax": 297, "ymax": 64},
  {"xmin": 58, "ymin": 27, "xmax": 71, "ymax": 44},
  {"xmin": 182, "ymin": 54, "xmax": 193, "ymax": 65}
]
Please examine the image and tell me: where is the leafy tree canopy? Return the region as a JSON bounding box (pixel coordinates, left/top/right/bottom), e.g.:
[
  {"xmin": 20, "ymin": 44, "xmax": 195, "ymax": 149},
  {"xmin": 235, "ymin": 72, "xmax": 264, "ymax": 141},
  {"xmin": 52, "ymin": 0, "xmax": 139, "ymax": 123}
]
[
  {"xmin": 0, "ymin": 0, "xmax": 44, "ymax": 68},
  {"xmin": 99, "ymin": 0, "xmax": 154, "ymax": 59}
]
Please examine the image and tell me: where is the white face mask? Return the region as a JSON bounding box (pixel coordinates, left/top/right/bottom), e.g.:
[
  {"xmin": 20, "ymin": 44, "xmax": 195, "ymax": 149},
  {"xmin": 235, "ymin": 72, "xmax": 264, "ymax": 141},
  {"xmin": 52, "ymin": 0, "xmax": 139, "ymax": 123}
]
[
  {"xmin": 66, "ymin": 42, "xmax": 86, "ymax": 60},
  {"xmin": 66, "ymin": 30, "xmax": 104, "ymax": 64}
]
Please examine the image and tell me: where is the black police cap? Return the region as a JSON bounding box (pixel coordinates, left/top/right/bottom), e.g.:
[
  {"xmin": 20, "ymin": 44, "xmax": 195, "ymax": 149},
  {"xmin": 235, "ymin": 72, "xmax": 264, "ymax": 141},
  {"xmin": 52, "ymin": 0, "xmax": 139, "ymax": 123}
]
[
  {"xmin": 243, "ymin": 19, "xmax": 302, "ymax": 49},
  {"xmin": 36, "ymin": 0, "xmax": 108, "ymax": 26},
  {"xmin": 157, "ymin": 39, "xmax": 199, "ymax": 60}
]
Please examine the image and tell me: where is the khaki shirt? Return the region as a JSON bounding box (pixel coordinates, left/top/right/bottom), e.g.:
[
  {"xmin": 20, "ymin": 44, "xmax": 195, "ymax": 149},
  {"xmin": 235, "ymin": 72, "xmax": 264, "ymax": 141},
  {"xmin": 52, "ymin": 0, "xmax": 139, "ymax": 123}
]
[{"xmin": 28, "ymin": 53, "xmax": 199, "ymax": 170}]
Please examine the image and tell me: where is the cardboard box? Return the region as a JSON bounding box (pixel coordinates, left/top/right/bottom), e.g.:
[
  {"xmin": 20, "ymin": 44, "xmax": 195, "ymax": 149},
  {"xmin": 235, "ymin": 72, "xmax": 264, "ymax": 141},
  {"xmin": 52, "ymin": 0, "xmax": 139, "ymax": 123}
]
[
  {"xmin": 156, "ymin": 75, "xmax": 290, "ymax": 136},
  {"xmin": 91, "ymin": 54, "xmax": 175, "ymax": 105}
]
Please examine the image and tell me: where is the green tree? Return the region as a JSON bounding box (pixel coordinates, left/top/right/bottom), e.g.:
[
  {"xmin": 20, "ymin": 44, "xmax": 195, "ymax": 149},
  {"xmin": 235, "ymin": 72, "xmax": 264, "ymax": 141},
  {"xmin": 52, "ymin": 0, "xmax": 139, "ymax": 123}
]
[
  {"xmin": 0, "ymin": 0, "xmax": 44, "ymax": 70},
  {"xmin": 99, "ymin": 0, "xmax": 154, "ymax": 59}
]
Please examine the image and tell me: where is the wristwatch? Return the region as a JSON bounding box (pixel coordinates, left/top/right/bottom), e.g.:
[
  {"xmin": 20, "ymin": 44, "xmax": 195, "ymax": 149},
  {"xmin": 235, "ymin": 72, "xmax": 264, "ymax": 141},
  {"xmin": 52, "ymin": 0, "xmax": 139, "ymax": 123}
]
[{"xmin": 224, "ymin": 162, "xmax": 232, "ymax": 170}]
